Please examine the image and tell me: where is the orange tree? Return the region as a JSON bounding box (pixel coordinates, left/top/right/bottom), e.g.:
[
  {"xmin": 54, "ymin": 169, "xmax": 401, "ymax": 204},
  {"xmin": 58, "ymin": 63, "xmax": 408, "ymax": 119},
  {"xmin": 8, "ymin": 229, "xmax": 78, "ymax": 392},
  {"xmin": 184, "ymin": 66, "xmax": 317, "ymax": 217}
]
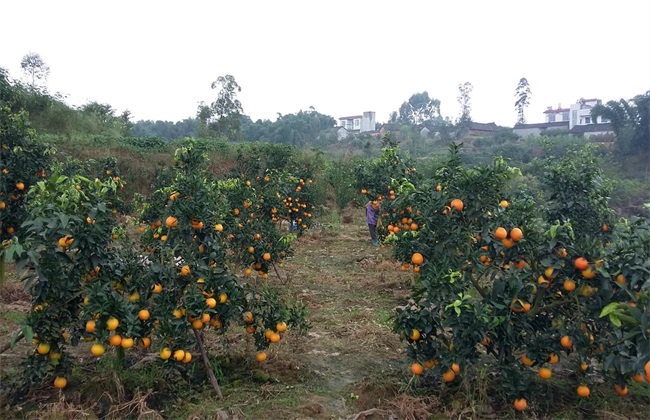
[
  {"xmin": 0, "ymin": 106, "xmax": 51, "ymax": 281},
  {"xmin": 137, "ymin": 141, "xmax": 309, "ymax": 394},
  {"xmin": 390, "ymin": 145, "xmax": 649, "ymax": 410}
]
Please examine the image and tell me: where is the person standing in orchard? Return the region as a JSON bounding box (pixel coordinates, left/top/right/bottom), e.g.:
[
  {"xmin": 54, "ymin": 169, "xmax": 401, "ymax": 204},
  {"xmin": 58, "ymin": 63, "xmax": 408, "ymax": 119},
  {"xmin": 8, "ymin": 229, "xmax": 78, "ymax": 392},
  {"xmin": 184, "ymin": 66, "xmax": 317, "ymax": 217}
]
[{"xmin": 366, "ymin": 200, "xmax": 380, "ymax": 246}]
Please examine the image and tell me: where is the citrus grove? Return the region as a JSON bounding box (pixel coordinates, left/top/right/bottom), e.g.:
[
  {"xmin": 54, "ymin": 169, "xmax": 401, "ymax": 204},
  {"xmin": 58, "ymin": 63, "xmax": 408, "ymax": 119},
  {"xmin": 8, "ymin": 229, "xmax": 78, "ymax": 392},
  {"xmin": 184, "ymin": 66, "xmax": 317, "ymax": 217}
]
[
  {"xmin": 354, "ymin": 143, "xmax": 649, "ymax": 411},
  {"xmin": 3, "ymin": 140, "xmax": 312, "ymax": 395}
]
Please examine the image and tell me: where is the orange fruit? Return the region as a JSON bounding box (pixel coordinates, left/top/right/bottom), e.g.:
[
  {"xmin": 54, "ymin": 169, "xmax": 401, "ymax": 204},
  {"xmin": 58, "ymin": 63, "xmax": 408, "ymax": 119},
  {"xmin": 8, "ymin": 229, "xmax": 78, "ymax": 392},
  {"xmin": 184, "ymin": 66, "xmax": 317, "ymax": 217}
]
[
  {"xmin": 138, "ymin": 309, "xmax": 150, "ymax": 321},
  {"xmin": 218, "ymin": 293, "xmax": 227, "ymax": 304},
  {"xmin": 539, "ymin": 367, "xmax": 552, "ymax": 379},
  {"xmin": 243, "ymin": 311, "xmax": 254, "ymax": 323},
  {"xmin": 409, "ymin": 329, "xmax": 421, "ymax": 341},
  {"xmin": 276, "ymin": 322, "xmax": 287, "ymax": 333},
  {"xmin": 263, "ymin": 253, "xmax": 271, "ymax": 261},
  {"xmin": 560, "ymin": 335, "xmax": 573, "ymax": 349},
  {"xmin": 106, "ymin": 317, "xmax": 119, "ymax": 331},
  {"xmin": 270, "ymin": 333, "xmax": 281, "ymax": 343},
  {"xmin": 257, "ymin": 351, "xmax": 267, "ymax": 362},
  {"xmin": 645, "ymin": 360, "xmax": 650, "ymax": 382},
  {"xmin": 53, "ymin": 377, "xmax": 67, "ymax": 389},
  {"xmin": 86, "ymin": 320, "xmax": 96, "ymax": 333},
  {"xmin": 152, "ymin": 284, "xmax": 163, "ymax": 293},
  {"xmin": 206, "ymin": 297, "xmax": 217, "ymax": 308},
  {"xmin": 180, "ymin": 265, "xmax": 191, "ymax": 276},
  {"xmin": 574, "ymin": 257, "xmax": 589, "ymax": 271},
  {"xmin": 547, "ymin": 353, "xmax": 559, "ymax": 364},
  {"xmin": 215, "ymin": 223, "xmax": 224, "ymax": 232},
  {"xmin": 494, "ymin": 227, "xmax": 508, "ymax": 240},
  {"xmin": 451, "ymin": 363, "xmax": 460, "ymax": 374},
  {"xmin": 138, "ymin": 337, "xmax": 151, "ymax": 349},
  {"xmin": 577, "ymin": 385, "xmax": 590, "ymax": 398},
  {"xmin": 632, "ymin": 373, "xmax": 644, "ymax": 383},
  {"xmin": 120, "ymin": 337, "xmax": 134, "ymax": 349},
  {"xmin": 502, "ymin": 238, "xmax": 515, "ymax": 248},
  {"xmin": 411, "ymin": 253, "xmax": 424, "ymax": 265},
  {"xmin": 192, "ymin": 319, "xmax": 203, "ymax": 329},
  {"xmin": 450, "ymin": 199, "xmax": 464, "ymax": 212},
  {"xmin": 614, "ymin": 384, "xmax": 628, "ymax": 396},
  {"xmin": 615, "ymin": 274, "xmax": 626, "ymax": 286},
  {"xmin": 424, "ymin": 359, "xmax": 438, "ymax": 369},
  {"xmin": 510, "ymin": 227, "xmax": 523, "ymax": 241},
  {"xmin": 513, "ymin": 398, "xmax": 527, "ymax": 411},
  {"xmin": 582, "ymin": 267, "xmax": 596, "ymax": 279},
  {"xmin": 411, "ymin": 363, "xmax": 423, "ymax": 376},
  {"xmin": 182, "ymin": 351, "xmax": 192, "ymax": 364},
  {"xmin": 442, "ymin": 369, "xmax": 456, "ymax": 382},
  {"xmin": 173, "ymin": 349, "xmax": 185, "ymax": 362},
  {"xmin": 521, "ymin": 354, "xmax": 534, "ymax": 367},
  {"xmin": 109, "ymin": 334, "xmax": 122, "ymax": 346},
  {"xmin": 160, "ymin": 347, "xmax": 172, "ymax": 360},
  {"xmin": 563, "ymin": 279, "xmax": 576, "ymax": 291},
  {"xmin": 165, "ymin": 216, "xmax": 178, "ymax": 228},
  {"xmin": 36, "ymin": 342, "xmax": 51, "ymax": 355},
  {"xmin": 91, "ymin": 343, "xmax": 105, "ymax": 356},
  {"xmin": 16, "ymin": 182, "xmax": 25, "ymax": 191}
]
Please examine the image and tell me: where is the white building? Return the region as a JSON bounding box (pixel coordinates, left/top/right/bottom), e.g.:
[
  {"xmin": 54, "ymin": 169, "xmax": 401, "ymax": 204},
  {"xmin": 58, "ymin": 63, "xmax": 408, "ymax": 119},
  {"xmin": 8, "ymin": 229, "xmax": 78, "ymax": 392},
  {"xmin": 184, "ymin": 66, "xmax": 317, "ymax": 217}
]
[
  {"xmin": 568, "ymin": 98, "xmax": 608, "ymax": 129},
  {"xmin": 337, "ymin": 111, "xmax": 376, "ymax": 139}
]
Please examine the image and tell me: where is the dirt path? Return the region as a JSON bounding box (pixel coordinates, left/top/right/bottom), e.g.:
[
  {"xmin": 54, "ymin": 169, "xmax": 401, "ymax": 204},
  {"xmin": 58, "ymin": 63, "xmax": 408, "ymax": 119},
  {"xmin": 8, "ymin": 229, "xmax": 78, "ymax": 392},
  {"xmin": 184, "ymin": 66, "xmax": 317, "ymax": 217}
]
[{"xmin": 182, "ymin": 210, "xmax": 413, "ymax": 419}]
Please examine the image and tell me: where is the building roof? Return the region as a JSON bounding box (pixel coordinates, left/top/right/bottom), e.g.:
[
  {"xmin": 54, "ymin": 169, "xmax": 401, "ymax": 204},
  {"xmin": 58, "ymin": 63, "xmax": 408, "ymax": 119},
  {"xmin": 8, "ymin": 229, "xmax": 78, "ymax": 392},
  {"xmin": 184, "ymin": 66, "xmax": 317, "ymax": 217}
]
[
  {"xmin": 543, "ymin": 108, "xmax": 570, "ymax": 114},
  {"xmin": 379, "ymin": 123, "xmax": 402, "ymax": 131},
  {"xmin": 469, "ymin": 122, "xmax": 498, "ymax": 131},
  {"xmin": 339, "ymin": 115, "xmax": 363, "ymax": 120},
  {"xmin": 514, "ymin": 122, "xmax": 569, "ymax": 129},
  {"xmin": 569, "ymin": 123, "xmax": 613, "ymax": 134}
]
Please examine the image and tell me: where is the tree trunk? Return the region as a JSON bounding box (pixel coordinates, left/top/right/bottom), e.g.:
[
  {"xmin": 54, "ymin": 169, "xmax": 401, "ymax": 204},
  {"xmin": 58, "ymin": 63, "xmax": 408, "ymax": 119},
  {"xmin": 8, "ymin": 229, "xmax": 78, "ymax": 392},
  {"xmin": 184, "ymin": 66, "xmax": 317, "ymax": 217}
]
[{"xmin": 194, "ymin": 329, "xmax": 223, "ymax": 399}]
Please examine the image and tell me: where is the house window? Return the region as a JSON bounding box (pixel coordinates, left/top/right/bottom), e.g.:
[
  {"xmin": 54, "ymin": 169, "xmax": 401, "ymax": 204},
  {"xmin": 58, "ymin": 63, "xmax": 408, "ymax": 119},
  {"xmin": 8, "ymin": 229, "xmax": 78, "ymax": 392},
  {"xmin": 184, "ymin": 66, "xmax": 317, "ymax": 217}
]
[
  {"xmin": 585, "ymin": 117, "xmax": 591, "ymax": 124},
  {"xmin": 353, "ymin": 119, "xmax": 360, "ymax": 128},
  {"xmin": 548, "ymin": 114, "xmax": 556, "ymax": 122},
  {"xmin": 562, "ymin": 112, "xmax": 569, "ymax": 121}
]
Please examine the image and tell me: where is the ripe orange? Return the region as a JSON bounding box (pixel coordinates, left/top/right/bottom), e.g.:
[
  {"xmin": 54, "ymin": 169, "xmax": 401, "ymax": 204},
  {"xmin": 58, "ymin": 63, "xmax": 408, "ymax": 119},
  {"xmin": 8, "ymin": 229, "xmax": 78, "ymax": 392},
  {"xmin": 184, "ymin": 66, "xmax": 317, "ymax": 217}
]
[
  {"xmin": 206, "ymin": 297, "xmax": 217, "ymax": 308},
  {"xmin": 411, "ymin": 253, "xmax": 424, "ymax": 265},
  {"xmin": 152, "ymin": 284, "xmax": 163, "ymax": 293},
  {"xmin": 165, "ymin": 216, "xmax": 178, "ymax": 228},
  {"xmin": 521, "ymin": 354, "xmax": 534, "ymax": 367},
  {"xmin": 510, "ymin": 227, "xmax": 523, "ymax": 241},
  {"xmin": 16, "ymin": 182, "xmax": 25, "ymax": 191},
  {"xmin": 106, "ymin": 317, "xmax": 119, "ymax": 331},
  {"xmin": 574, "ymin": 257, "xmax": 589, "ymax": 271},
  {"xmin": 36, "ymin": 342, "xmax": 51, "ymax": 355},
  {"xmin": 53, "ymin": 377, "xmax": 67, "ymax": 389},
  {"xmin": 614, "ymin": 384, "xmax": 628, "ymax": 396},
  {"xmin": 270, "ymin": 333, "xmax": 281, "ymax": 343},
  {"xmin": 0, "ymin": 201, "xmax": 5, "ymax": 210},
  {"xmin": 215, "ymin": 223, "xmax": 224, "ymax": 232},
  {"xmin": 494, "ymin": 227, "xmax": 508, "ymax": 240},
  {"xmin": 442, "ymin": 369, "xmax": 456, "ymax": 382},
  {"xmin": 138, "ymin": 309, "xmax": 150, "ymax": 321},
  {"xmin": 409, "ymin": 329, "xmax": 421, "ymax": 341},
  {"xmin": 138, "ymin": 337, "xmax": 151, "ymax": 349},
  {"xmin": 243, "ymin": 311, "xmax": 254, "ymax": 323},
  {"xmin": 263, "ymin": 252, "xmax": 271, "ymax": 261},
  {"xmin": 424, "ymin": 359, "xmax": 438, "ymax": 368},
  {"xmin": 615, "ymin": 274, "xmax": 626, "ymax": 285},
  {"xmin": 582, "ymin": 267, "xmax": 596, "ymax": 279},
  {"xmin": 181, "ymin": 265, "xmax": 191, "ymax": 276},
  {"xmin": 121, "ymin": 337, "xmax": 134, "ymax": 349},
  {"xmin": 560, "ymin": 335, "xmax": 573, "ymax": 349},
  {"xmin": 451, "ymin": 363, "xmax": 460, "ymax": 374},
  {"xmin": 58, "ymin": 235, "xmax": 74, "ymax": 248},
  {"xmin": 450, "ymin": 199, "xmax": 464, "ymax": 212},
  {"xmin": 513, "ymin": 398, "xmax": 527, "ymax": 411},
  {"xmin": 645, "ymin": 359, "xmax": 650, "ymax": 382},
  {"xmin": 192, "ymin": 319, "xmax": 203, "ymax": 329},
  {"xmin": 86, "ymin": 320, "xmax": 96, "ymax": 333},
  {"xmin": 173, "ymin": 349, "xmax": 185, "ymax": 362},
  {"xmin": 502, "ymin": 238, "xmax": 515, "ymax": 248},
  {"xmin": 160, "ymin": 347, "xmax": 172, "ymax": 360},
  {"xmin": 632, "ymin": 373, "xmax": 644, "ymax": 383},
  {"xmin": 201, "ymin": 313, "xmax": 210, "ymax": 323},
  {"xmin": 276, "ymin": 322, "xmax": 287, "ymax": 333},
  {"xmin": 182, "ymin": 351, "xmax": 192, "ymax": 364},
  {"xmin": 411, "ymin": 363, "xmax": 423, "ymax": 376},
  {"xmin": 218, "ymin": 293, "xmax": 227, "ymax": 304},
  {"xmin": 539, "ymin": 367, "xmax": 552, "ymax": 379},
  {"xmin": 563, "ymin": 279, "xmax": 576, "ymax": 291},
  {"xmin": 547, "ymin": 353, "xmax": 559, "ymax": 364},
  {"xmin": 109, "ymin": 334, "xmax": 122, "ymax": 346},
  {"xmin": 257, "ymin": 351, "xmax": 267, "ymax": 362},
  {"xmin": 577, "ymin": 385, "xmax": 590, "ymax": 397},
  {"xmin": 91, "ymin": 343, "xmax": 105, "ymax": 356}
]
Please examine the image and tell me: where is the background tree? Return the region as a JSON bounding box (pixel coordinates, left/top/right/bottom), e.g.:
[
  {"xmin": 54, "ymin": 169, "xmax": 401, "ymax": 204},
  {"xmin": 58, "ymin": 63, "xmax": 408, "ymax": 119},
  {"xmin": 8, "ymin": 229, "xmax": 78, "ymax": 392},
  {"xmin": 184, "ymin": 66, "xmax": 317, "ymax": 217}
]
[
  {"xmin": 514, "ymin": 77, "xmax": 531, "ymax": 125},
  {"xmin": 395, "ymin": 92, "xmax": 442, "ymax": 125},
  {"xmin": 457, "ymin": 82, "xmax": 473, "ymax": 125},
  {"xmin": 197, "ymin": 75, "xmax": 243, "ymax": 140},
  {"xmin": 591, "ymin": 91, "xmax": 650, "ymax": 155},
  {"xmin": 20, "ymin": 52, "xmax": 50, "ymax": 91}
]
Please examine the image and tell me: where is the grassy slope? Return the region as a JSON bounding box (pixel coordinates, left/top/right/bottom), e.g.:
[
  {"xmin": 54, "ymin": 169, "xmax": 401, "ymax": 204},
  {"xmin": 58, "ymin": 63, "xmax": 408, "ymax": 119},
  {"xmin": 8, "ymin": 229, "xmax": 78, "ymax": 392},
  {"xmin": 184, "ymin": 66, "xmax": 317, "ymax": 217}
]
[{"xmin": 1, "ymin": 209, "xmax": 649, "ymax": 419}]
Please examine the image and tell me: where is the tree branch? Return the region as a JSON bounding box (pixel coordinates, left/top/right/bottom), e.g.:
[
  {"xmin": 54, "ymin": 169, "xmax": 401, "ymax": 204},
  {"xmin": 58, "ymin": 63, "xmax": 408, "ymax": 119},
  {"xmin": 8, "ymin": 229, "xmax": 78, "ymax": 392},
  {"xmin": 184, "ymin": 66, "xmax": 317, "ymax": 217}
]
[{"xmin": 194, "ymin": 330, "xmax": 222, "ymax": 399}]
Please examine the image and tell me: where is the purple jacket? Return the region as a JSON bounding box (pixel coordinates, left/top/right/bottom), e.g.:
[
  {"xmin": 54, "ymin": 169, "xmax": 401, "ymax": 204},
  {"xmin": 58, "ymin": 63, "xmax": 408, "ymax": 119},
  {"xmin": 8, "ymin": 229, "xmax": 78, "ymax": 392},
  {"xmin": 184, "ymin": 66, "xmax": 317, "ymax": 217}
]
[{"xmin": 366, "ymin": 202, "xmax": 379, "ymax": 225}]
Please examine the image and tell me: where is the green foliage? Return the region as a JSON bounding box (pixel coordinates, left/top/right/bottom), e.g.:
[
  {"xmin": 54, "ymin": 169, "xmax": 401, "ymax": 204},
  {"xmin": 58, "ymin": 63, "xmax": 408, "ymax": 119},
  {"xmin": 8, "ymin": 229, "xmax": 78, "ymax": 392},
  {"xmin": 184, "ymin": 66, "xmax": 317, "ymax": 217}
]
[
  {"xmin": 591, "ymin": 91, "xmax": 650, "ymax": 155},
  {"xmin": 240, "ymin": 109, "xmax": 336, "ymax": 147}
]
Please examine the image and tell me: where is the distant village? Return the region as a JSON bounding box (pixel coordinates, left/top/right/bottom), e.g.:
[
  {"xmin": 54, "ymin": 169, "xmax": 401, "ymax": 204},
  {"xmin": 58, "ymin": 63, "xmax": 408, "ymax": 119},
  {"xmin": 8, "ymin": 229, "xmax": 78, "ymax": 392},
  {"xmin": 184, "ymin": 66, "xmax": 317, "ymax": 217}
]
[{"xmin": 336, "ymin": 98, "xmax": 614, "ymax": 141}]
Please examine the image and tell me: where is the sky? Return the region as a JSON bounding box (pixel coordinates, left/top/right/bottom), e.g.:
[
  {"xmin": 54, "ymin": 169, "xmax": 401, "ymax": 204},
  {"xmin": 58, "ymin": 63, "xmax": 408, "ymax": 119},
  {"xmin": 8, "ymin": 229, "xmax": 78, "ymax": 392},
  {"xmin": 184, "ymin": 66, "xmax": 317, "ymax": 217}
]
[{"xmin": 1, "ymin": 0, "xmax": 649, "ymax": 127}]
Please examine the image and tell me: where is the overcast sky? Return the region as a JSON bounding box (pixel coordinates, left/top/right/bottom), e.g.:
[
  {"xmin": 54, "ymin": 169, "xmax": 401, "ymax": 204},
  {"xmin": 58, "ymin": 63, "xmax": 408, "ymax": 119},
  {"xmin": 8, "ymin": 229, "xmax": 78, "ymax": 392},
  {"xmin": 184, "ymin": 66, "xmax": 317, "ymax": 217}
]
[{"xmin": 1, "ymin": 0, "xmax": 648, "ymax": 127}]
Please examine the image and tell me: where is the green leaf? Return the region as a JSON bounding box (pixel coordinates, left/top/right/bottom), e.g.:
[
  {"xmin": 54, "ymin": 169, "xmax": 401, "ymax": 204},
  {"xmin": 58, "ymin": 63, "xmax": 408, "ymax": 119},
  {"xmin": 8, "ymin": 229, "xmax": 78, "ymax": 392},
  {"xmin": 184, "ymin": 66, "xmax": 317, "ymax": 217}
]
[
  {"xmin": 608, "ymin": 313, "xmax": 622, "ymax": 327},
  {"xmin": 21, "ymin": 324, "xmax": 34, "ymax": 342},
  {"xmin": 599, "ymin": 302, "xmax": 619, "ymax": 318}
]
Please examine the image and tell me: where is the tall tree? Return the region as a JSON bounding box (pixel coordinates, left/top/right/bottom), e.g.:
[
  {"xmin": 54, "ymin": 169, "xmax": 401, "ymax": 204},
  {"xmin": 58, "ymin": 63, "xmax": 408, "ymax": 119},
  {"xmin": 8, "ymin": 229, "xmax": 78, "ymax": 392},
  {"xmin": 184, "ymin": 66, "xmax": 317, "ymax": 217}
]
[
  {"xmin": 591, "ymin": 91, "xmax": 650, "ymax": 154},
  {"xmin": 197, "ymin": 74, "xmax": 243, "ymax": 140},
  {"xmin": 395, "ymin": 91, "xmax": 441, "ymax": 125},
  {"xmin": 514, "ymin": 77, "xmax": 531, "ymax": 125},
  {"xmin": 457, "ymin": 82, "xmax": 473, "ymax": 124},
  {"xmin": 20, "ymin": 52, "xmax": 50, "ymax": 91}
]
